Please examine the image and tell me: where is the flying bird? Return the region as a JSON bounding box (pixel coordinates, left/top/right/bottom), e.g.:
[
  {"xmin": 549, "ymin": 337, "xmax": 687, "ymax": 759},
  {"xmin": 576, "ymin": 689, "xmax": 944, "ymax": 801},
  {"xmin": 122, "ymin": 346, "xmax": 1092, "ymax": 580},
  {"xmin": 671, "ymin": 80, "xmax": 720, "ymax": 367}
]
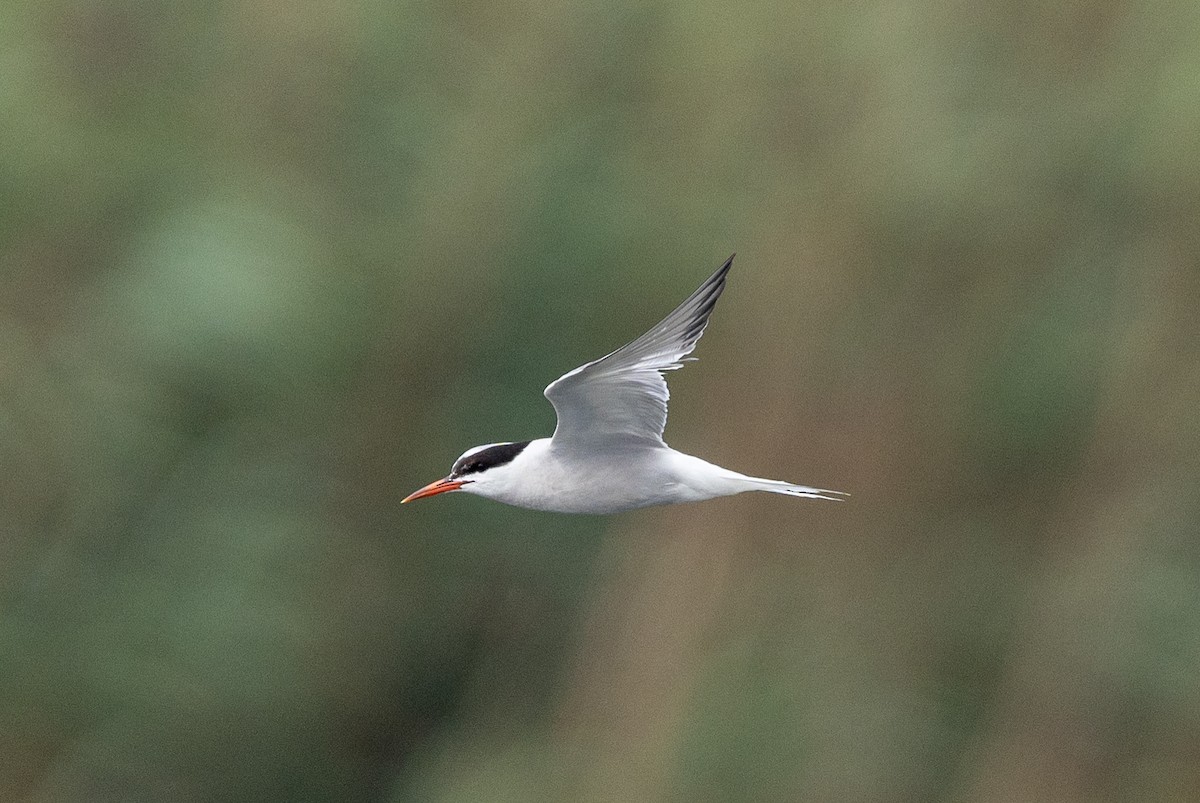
[{"xmin": 403, "ymin": 255, "xmax": 846, "ymax": 513}]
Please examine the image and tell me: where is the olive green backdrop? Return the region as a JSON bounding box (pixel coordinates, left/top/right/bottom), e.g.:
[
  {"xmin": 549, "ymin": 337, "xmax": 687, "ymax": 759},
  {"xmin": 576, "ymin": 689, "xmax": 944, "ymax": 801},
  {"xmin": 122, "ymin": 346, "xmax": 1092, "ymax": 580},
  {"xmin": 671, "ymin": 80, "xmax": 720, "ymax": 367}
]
[{"xmin": 3, "ymin": 1, "xmax": 1199, "ymax": 800}]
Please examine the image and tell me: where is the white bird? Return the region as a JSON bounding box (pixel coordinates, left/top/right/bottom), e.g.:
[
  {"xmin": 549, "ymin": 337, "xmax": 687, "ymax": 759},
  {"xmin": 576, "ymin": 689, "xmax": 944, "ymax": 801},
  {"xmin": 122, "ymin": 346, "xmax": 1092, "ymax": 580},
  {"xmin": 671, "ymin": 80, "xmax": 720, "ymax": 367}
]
[{"xmin": 402, "ymin": 255, "xmax": 846, "ymax": 513}]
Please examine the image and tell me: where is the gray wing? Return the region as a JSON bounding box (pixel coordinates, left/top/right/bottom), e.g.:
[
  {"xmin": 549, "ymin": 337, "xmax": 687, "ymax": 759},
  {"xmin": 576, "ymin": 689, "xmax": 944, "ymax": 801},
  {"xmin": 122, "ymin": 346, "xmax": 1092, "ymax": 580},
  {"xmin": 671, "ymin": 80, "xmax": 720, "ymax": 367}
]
[{"xmin": 543, "ymin": 255, "xmax": 734, "ymax": 449}]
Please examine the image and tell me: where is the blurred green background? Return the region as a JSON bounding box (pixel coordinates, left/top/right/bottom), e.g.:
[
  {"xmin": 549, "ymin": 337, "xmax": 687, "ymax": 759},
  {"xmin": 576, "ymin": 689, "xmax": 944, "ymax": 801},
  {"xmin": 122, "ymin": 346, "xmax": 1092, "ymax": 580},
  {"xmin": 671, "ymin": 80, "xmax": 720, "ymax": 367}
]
[{"xmin": 3, "ymin": 1, "xmax": 1200, "ymax": 800}]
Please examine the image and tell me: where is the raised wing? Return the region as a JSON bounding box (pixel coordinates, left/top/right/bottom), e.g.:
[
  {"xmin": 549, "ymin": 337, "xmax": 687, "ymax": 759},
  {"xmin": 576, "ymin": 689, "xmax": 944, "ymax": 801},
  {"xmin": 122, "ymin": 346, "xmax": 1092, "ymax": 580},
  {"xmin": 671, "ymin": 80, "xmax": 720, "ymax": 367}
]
[{"xmin": 543, "ymin": 255, "xmax": 734, "ymax": 449}]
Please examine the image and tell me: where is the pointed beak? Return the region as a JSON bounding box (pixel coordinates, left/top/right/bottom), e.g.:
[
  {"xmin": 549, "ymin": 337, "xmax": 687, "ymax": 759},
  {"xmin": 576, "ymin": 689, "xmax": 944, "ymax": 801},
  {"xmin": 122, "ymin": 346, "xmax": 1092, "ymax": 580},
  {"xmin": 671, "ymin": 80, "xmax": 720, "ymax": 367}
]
[{"xmin": 401, "ymin": 476, "xmax": 466, "ymax": 504}]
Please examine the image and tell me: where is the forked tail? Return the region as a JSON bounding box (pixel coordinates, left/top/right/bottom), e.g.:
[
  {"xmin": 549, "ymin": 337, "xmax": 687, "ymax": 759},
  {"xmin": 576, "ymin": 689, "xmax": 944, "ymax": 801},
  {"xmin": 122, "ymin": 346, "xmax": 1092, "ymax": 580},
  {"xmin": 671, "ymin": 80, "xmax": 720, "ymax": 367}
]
[{"xmin": 738, "ymin": 476, "xmax": 849, "ymax": 502}]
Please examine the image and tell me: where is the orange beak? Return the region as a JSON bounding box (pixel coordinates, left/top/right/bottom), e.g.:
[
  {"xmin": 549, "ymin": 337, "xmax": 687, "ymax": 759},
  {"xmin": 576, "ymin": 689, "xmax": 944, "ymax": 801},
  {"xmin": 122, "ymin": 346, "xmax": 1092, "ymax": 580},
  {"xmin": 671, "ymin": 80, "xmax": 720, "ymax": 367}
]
[{"xmin": 401, "ymin": 477, "xmax": 466, "ymax": 504}]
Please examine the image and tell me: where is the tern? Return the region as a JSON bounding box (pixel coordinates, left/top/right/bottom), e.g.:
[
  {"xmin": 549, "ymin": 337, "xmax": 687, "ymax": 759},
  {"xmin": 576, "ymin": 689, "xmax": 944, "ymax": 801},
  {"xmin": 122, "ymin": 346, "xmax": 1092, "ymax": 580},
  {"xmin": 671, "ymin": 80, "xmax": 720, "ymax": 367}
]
[{"xmin": 403, "ymin": 255, "xmax": 846, "ymax": 513}]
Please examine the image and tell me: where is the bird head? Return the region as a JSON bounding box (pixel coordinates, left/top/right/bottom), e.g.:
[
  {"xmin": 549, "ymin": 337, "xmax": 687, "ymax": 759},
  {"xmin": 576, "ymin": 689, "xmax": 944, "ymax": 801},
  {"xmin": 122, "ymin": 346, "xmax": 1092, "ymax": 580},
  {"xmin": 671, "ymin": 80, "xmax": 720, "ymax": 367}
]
[{"xmin": 401, "ymin": 441, "xmax": 532, "ymax": 504}]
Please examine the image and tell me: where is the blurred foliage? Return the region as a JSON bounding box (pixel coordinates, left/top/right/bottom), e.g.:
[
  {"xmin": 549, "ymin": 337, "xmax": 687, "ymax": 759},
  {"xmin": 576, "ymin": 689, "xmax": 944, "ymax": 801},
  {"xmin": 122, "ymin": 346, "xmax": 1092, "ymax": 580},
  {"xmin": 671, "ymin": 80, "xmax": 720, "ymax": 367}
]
[{"xmin": 3, "ymin": 0, "xmax": 1200, "ymax": 800}]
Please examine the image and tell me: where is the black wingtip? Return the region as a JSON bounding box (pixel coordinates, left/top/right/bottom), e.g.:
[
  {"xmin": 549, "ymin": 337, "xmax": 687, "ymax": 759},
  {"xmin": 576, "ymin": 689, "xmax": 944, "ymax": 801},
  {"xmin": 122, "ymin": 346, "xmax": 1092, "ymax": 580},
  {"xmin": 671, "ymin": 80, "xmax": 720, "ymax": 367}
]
[
  {"xmin": 707, "ymin": 253, "xmax": 734, "ymax": 288},
  {"xmin": 702, "ymin": 253, "xmax": 735, "ymax": 301}
]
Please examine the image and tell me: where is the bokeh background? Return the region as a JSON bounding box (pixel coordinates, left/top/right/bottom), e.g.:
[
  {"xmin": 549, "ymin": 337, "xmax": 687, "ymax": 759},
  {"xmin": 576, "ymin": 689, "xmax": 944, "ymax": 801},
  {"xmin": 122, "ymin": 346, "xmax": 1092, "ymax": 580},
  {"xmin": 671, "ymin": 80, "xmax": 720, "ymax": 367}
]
[{"xmin": 4, "ymin": 1, "xmax": 1200, "ymax": 800}]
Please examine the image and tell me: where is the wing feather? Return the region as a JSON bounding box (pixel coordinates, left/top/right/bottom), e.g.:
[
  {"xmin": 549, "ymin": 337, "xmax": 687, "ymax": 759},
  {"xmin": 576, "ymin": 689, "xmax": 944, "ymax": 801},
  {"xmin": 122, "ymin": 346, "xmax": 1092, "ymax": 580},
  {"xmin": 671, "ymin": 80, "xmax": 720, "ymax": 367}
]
[{"xmin": 543, "ymin": 255, "xmax": 734, "ymax": 448}]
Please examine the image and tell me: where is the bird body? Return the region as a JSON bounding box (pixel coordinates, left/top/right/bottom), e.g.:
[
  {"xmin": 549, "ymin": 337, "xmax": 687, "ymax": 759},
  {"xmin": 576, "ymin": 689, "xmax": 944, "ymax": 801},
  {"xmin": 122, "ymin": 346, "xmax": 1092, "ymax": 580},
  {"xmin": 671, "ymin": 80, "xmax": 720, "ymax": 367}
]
[
  {"xmin": 403, "ymin": 255, "xmax": 845, "ymax": 513},
  {"xmin": 454, "ymin": 438, "xmax": 771, "ymax": 514}
]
